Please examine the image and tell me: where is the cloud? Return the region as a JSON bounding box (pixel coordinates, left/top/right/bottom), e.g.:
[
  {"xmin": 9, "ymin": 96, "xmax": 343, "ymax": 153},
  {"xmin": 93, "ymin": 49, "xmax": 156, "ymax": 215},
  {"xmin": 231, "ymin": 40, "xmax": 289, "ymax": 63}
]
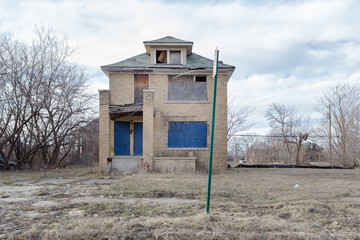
[{"xmin": 1, "ymin": 0, "xmax": 359, "ymax": 133}]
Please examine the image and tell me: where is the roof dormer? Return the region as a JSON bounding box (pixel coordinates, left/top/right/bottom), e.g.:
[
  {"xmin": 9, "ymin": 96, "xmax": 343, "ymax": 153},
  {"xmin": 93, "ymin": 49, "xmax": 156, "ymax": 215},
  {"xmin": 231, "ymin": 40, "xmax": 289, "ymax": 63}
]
[{"xmin": 143, "ymin": 36, "xmax": 193, "ymax": 65}]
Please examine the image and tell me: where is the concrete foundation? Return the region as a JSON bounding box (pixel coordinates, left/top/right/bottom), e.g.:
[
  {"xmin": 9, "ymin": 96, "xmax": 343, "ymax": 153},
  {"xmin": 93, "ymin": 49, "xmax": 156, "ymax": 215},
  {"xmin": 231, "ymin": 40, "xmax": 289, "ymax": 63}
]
[
  {"xmin": 153, "ymin": 157, "xmax": 196, "ymax": 173},
  {"xmin": 111, "ymin": 156, "xmax": 142, "ymax": 173}
]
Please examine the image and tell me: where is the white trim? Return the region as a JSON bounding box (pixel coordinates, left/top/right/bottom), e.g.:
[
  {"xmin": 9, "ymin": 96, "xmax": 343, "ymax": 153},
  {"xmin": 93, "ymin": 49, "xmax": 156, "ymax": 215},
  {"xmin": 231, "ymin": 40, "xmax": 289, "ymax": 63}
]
[
  {"xmin": 143, "ymin": 89, "xmax": 155, "ymax": 93},
  {"xmin": 167, "ymin": 148, "xmax": 209, "ymax": 151},
  {"xmin": 108, "ymin": 70, "xmax": 231, "ymax": 75},
  {"xmin": 144, "ymin": 42, "xmax": 193, "ymax": 46},
  {"xmin": 153, "ymin": 157, "xmax": 196, "ymax": 160},
  {"xmin": 166, "ymin": 101, "xmax": 209, "ymax": 104}
]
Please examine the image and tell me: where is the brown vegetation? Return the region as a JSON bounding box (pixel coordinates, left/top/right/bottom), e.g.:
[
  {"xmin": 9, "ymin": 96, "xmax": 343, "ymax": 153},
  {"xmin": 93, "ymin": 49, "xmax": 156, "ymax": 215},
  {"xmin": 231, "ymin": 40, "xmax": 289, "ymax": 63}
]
[{"xmin": 1, "ymin": 167, "xmax": 360, "ymax": 239}]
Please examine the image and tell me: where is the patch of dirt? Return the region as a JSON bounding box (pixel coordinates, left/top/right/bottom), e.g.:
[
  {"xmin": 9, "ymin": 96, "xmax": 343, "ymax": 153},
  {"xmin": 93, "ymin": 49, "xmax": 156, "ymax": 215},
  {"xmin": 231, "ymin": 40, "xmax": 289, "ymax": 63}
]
[
  {"xmin": 35, "ymin": 178, "xmax": 79, "ymax": 185},
  {"xmin": 70, "ymin": 196, "xmax": 200, "ymax": 205},
  {"xmin": 80, "ymin": 179, "xmax": 118, "ymax": 185},
  {"xmin": 0, "ymin": 185, "xmax": 42, "ymax": 195},
  {"xmin": 32, "ymin": 200, "xmax": 61, "ymax": 207},
  {"xmin": 0, "ymin": 197, "xmax": 36, "ymax": 203},
  {"xmin": 342, "ymin": 197, "xmax": 360, "ymax": 202}
]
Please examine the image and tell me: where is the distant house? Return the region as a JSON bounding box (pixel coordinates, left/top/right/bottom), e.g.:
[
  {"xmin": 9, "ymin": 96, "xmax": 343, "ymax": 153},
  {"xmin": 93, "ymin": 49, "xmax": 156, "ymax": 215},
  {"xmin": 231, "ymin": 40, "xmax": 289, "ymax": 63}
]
[
  {"xmin": 303, "ymin": 142, "xmax": 325, "ymax": 162},
  {"xmin": 98, "ymin": 36, "xmax": 235, "ymax": 173}
]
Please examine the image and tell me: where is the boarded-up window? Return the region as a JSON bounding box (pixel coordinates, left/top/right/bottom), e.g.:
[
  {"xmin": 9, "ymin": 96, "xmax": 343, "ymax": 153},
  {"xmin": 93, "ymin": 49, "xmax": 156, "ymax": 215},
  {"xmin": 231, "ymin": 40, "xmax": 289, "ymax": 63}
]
[
  {"xmin": 168, "ymin": 122, "xmax": 207, "ymax": 148},
  {"xmin": 169, "ymin": 51, "xmax": 181, "ymax": 64},
  {"xmin": 134, "ymin": 74, "xmax": 148, "ymax": 103},
  {"xmin": 168, "ymin": 75, "xmax": 207, "ymax": 101}
]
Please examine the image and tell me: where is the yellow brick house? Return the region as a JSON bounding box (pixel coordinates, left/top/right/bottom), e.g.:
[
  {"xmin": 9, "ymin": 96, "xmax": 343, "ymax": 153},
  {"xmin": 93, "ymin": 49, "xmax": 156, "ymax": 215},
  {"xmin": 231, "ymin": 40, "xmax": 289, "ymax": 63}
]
[{"xmin": 99, "ymin": 36, "xmax": 234, "ymax": 173}]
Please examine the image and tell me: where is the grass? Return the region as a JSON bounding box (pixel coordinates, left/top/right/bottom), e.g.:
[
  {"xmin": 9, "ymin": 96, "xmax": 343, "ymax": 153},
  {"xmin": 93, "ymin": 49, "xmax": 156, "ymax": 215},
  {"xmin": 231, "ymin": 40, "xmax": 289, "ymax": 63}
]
[
  {"xmin": 79, "ymin": 201, "xmax": 204, "ymax": 218},
  {"xmin": 1, "ymin": 167, "xmax": 360, "ymax": 239},
  {"xmin": 34, "ymin": 190, "xmax": 50, "ymax": 196},
  {"xmin": 0, "ymin": 166, "xmax": 99, "ymax": 185}
]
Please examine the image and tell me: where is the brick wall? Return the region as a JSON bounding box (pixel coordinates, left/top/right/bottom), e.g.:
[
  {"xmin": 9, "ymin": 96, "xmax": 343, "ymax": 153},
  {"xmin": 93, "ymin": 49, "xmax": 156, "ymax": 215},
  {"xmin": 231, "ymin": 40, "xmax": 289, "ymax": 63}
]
[
  {"xmin": 103, "ymin": 71, "xmax": 229, "ymax": 172},
  {"xmin": 109, "ymin": 74, "xmax": 134, "ymax": 105}
]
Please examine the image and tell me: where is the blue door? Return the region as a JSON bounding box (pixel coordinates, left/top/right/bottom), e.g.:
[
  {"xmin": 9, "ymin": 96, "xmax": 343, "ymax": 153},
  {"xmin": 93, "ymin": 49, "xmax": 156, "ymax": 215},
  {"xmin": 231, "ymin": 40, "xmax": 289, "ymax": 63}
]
[
  {"xmin": 133, "ymin": 122, "xmax": 143, "ymax": 155},
  {"xmin": 114, "ymin": 121, "xmax": 130, "ymax": 155}
]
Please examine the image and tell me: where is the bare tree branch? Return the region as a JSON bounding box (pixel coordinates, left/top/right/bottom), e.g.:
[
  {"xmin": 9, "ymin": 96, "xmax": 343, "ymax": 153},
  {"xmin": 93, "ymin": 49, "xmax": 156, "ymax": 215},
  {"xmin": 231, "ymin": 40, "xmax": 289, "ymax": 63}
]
[
  {"xmin": 0, "ymin": 26, "xmax": 95, "ymax": 169},
  {"xmin": 316, "ymin": 83, "xmax": 360, "ymax": 168},
  {"xmin": 227, "ymin": 93, "xmax": 255, "ymax": 143},
  {"xmin": 265, "ymin": 103, "xmax": 310, "ymax": 165}
]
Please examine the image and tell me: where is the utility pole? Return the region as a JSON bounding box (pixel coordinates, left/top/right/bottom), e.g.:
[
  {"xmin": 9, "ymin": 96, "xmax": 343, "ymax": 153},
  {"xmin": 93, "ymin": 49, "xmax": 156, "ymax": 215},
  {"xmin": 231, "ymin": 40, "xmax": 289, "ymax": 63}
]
[
  {"xmin": 235, "ymin": 143, "xmax": 239, "ymax": 163},
  {"xmin": 328, "ymin": 104, "xmax": 332, "ymax": 167},
  {"xmin": 267, "ymin": 137, "xmax": 270, "ymax": 163}
]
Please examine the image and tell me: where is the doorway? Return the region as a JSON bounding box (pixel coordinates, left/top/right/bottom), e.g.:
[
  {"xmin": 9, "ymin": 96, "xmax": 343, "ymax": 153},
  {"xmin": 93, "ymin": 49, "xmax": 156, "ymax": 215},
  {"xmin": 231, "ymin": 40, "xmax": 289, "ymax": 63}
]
[{"xmin": 114, "ymin": 121, "xmax": 143, "ymax": 156}]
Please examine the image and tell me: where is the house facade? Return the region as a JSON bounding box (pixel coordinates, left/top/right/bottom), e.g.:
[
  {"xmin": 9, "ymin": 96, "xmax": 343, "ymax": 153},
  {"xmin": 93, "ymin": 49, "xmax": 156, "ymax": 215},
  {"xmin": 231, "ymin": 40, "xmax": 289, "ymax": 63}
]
[{"xmin": 99, "ymin": 36, "xmax": 234, "ymax": 173}]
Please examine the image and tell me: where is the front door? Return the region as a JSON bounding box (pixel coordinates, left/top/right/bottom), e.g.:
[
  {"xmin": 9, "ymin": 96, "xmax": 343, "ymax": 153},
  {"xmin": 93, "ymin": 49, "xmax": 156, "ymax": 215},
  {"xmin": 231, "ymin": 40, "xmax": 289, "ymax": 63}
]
[
  {"xmin": 114, "ymin": 121, "xmax": 130, "ymax": 155},
  {"xmin": 133, "ymin": 122, "xmax": 143, "ymax": 156},
  {"xmin": 114, "ymin": 121, "xmax": 143, "ymax": 156}
]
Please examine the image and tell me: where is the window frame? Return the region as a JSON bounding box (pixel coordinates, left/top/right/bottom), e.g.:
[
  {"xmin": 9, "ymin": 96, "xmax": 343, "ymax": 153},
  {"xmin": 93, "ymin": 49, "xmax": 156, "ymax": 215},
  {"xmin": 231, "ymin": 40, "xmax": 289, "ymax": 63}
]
[
  {"xmin": 155, "ymin": 49, "xmax": 183, "ymax": 65},
  {"xmin": 169, "ymin": 50, "xmax": 181, "ymax": 64},
  {"xmin": 156, "ymin": 50, "xmax": 168, "ymax": 64},
  {"xmin": 194, "ymin": 75, "xmax": 207, "ymax": 82}
]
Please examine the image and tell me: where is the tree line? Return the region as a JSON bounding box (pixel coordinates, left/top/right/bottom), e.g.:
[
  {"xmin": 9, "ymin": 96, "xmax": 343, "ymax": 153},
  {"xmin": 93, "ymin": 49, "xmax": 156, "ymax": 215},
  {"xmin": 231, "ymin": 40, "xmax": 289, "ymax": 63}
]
[
  {"xmin": 228, "ymin": 83, "xmax": 360, "ymax": 168},
  {"xmin": 0, "ymin": 26, "xmax": 95, "ymax": 170}
]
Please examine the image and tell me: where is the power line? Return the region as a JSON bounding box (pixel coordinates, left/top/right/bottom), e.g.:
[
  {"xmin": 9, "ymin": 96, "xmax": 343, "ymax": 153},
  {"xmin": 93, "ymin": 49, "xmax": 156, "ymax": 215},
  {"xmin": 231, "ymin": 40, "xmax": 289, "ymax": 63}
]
[{"xmin": 232, "ymin": 134, "xmax": 342, "ymax": 138}]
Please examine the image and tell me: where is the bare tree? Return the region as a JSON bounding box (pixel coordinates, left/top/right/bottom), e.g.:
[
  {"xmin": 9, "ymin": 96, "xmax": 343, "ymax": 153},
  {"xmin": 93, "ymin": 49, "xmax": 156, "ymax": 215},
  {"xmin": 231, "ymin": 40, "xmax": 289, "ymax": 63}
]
[
  {"xmin": 234, "ymin": 134, "xmax": 258, "ymax": 162},
  {"xmin": 227, "ymin": 93, "xmax": 255, "ymax": 143},
  {"xmin": 0, "ymin": 26, "xmax": 94, "ymax": 169},
  {"xmin": 0, "ymin": 31, "xmax": 45, "ymax": 169},
  {"xmin": 316, "ymin": 83, "xmax": 360, "ymax": 168},
  {"xmin": 265, "ymin": 103, "xmax": 310, "ymax": 165}
]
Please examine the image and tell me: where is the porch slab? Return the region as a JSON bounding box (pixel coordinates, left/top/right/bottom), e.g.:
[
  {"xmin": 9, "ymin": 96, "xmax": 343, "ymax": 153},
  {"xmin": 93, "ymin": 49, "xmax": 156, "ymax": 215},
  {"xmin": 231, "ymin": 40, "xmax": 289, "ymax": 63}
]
[{"xmin": 111, "ymin": 156, "xmax": 142, "ymax": 173}]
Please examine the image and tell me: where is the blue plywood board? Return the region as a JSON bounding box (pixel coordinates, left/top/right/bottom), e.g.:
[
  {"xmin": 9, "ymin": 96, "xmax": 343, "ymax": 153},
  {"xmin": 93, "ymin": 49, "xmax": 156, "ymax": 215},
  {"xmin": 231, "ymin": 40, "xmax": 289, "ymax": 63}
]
[
  {"xmin": 133, "ymin": 122, "xmax": 143, "ymax": 156},
  {"xmin": 168, "ymin": 122, "xmax": 207, "ymax": 148},
  {"xmin": 114, "ymin": 121, "xmax": 130, "ymax": 155}
]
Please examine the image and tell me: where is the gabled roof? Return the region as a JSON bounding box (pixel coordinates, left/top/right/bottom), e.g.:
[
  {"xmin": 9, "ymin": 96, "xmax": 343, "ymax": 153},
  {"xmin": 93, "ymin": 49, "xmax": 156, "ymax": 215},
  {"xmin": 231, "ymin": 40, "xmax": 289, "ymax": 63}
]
[
  {"xmin": 101, "ymin": 52, "xmax": 235, "ymax": 73},
  {"xmin": 143, "ymin": 36, "xmax": 193, "ymax": 44},
  {"xmin": 143, "ymin": 36, "xmax": 193, "ymax": 54}
]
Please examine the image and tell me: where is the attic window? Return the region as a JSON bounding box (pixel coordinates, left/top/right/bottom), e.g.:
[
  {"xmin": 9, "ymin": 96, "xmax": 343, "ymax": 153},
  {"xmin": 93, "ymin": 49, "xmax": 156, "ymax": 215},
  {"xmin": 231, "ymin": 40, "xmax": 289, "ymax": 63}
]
[
  {"xmin": 170, "ymin": 51, "xmax": 181, "ymax": 64},
  {"xmin": 156, "ymin": 50, "xmax": 167, "ymax": 63},
  {"xmin": 195, "ymin": 76, "xmax": 206, "ymax": 82}
]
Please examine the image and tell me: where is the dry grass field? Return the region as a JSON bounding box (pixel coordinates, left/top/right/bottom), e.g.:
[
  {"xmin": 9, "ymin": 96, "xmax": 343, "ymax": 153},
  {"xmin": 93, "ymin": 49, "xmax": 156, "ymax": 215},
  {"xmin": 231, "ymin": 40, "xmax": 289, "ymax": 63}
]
[{"xmin": 0, "ymin": 167, "xmax": 360, "ymax": 239}]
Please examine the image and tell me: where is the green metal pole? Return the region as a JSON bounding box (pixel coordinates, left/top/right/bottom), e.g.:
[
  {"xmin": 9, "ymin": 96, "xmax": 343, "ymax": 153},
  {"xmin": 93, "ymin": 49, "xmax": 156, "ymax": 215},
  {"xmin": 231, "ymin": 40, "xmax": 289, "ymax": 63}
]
[{"xmin": 206, "ymin": 49, "xmax": 219, "ymax": 214}]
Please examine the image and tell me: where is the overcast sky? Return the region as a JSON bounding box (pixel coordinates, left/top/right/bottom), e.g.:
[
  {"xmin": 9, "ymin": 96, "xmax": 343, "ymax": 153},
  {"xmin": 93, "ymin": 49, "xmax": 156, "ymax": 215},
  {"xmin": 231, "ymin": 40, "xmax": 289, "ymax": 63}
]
[{"xmin": 1, "ymin": 0, "xmax": 359, "ymax": 134}]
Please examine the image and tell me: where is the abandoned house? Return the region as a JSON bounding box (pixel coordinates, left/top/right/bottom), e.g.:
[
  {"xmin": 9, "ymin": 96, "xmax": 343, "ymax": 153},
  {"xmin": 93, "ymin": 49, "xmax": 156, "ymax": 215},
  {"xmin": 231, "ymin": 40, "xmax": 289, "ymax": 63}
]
[
  {"xmin": 303, "ymin": 142, "xmax": 325, "ymax": 163},
  {"xmin": 99, "ymin": 36, "xmax": 235, "ymax": 173}
]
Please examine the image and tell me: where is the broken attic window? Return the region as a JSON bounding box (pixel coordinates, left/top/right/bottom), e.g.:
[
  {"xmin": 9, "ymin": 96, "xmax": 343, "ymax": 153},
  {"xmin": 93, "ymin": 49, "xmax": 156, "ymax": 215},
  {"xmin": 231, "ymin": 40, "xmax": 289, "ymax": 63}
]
[
  {"xmin": 156, "ymin": 50, "xmax": 167, "ymax": 64},
  {"xmin": 168, "ymin": 75, "xmax": 207, "ymax": 101},
  {"xmin": 195, "ymin": 76, "xmax": 206, "ymax": 82},
  {"xmin": 169, "ymin": 51, "xmax": 181, "ymax": 64}
]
